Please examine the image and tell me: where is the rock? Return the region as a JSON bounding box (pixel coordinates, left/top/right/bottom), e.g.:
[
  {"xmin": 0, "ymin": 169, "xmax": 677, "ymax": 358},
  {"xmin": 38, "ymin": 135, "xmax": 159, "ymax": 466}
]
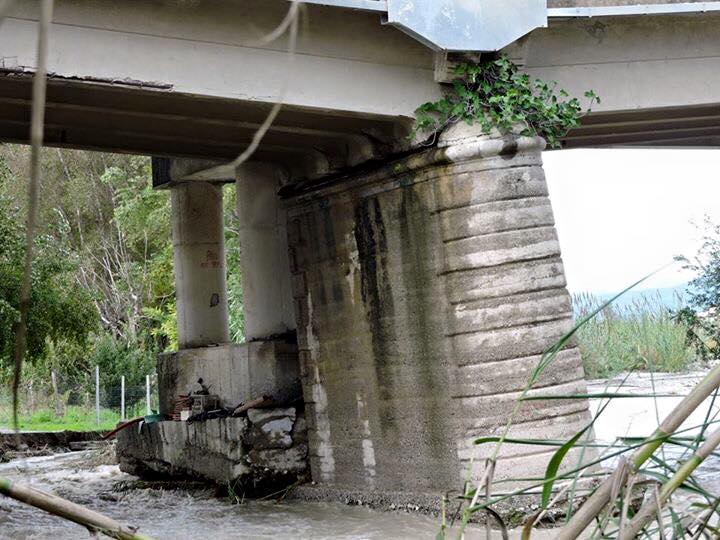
[
  {"xmin": 248, "ymin": 407, "xmax": 296, "ymax": 449},
  {"xmin": 248, "ymin": 444, "xmax": 308, "ymax": 473},
  {"xmin": 247, "ymin": 407, "xmax": 296, "ymax": 424}
]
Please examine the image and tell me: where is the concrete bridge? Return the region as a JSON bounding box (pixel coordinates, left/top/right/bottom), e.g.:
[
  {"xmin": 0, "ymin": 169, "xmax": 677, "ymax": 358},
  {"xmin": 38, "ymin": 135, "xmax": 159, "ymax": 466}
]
[{"xmin": 3, "ymin": 0, "xmax": 719, "ymax": 501}]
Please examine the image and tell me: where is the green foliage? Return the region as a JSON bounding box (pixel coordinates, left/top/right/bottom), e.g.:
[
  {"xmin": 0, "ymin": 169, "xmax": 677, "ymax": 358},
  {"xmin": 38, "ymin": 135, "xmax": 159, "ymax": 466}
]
[
  {"xmin": 101, "ymin": 160, "xmax": 170, "ymax": 258},
  {"xmin": 413, "ymin": 55, "xmax": 599, "ymax": 148},
  {"xmin": 573, "ymin": 292, "xmax": 696, "ymax": 378},
  {"xmin": 673, "ymin": 307, "xmax": 718, "ymax": 364},
  {"xmin": 676, "ymin": 218, "xmax": 720, "ymax": 362},
  {"xmin": 144, "ymin": 301, "xmax": 178, "ymax": 352},
  {"xmin": 87, "ymin": 333, "xmax": 155, "ymax": 394},
  {"xmin": 0, "ymin": 194, "xmax": 97, "ymax": 368},
  {"xmin": 224, "ymin": 184, "xmax": 245, "ymax": 342},
  {"xmin": 0, "ymin": 144, "xmax": 246, "ymax": 429},
  {"xmin": 683, "ymin": 218, "xmax": 720, "ymax": 313}
]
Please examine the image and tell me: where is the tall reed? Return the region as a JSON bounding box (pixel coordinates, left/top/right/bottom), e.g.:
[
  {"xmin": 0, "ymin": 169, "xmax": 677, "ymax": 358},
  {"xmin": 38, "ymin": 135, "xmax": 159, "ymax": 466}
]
[{"xmin": 573, "ymin": 291, "xmax": 695, "ymax": 377}]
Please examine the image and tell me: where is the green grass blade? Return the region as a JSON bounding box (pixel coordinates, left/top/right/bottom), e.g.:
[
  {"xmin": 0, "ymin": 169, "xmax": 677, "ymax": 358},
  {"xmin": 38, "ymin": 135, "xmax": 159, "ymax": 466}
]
[
  {"xmin": 541, "ymin": 426, "xmax": 589, "ymax": 507},
  {"xmin": 519, "ymin": 392, "xmax": 678, "ymax": 401}
]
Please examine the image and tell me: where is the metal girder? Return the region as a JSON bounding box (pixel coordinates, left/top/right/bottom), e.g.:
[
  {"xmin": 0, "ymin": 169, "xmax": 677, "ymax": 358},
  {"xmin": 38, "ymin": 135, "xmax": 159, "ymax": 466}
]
[
  {"xmin": 299, "ymin": 1, "xmax": 720, "ymax": 52},
  {"xmin": 299, "ymin": 0, "xmax": 548, "ymax": 51},
  {"xmin": 385, "ymin": 0, "xmax": 547, "ymax": 52},
  {"xmin": 300, "ymin": 0, "xmax": 387, "ymax": 11},
  {"xmin": 548, "ymin": 2, "xmax": 720, "ymax": 18}
]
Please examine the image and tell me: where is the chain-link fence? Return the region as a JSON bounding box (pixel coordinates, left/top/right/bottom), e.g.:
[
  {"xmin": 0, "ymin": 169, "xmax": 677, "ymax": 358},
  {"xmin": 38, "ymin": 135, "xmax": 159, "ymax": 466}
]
[{"xmin": 0, "ymin": 368, "xmax": 159, "ymax": 431}]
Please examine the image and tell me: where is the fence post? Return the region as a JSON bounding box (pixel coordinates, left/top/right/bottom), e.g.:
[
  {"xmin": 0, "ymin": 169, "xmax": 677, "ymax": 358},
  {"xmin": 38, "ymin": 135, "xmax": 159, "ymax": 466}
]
[
  {"xmin": 146, "ymin": 374, "xmax": 151, "ymax": 416},
  {"xmin": 95, "ymin": 365, "xmax": 100, "ymax": 426},
  {"xmin": 51, "ymin": 370, "xmax": 62, "ymax": 417},
  {"xmin": 28, "ymin": 379, "xmax": 35, "ymax": 414},
  {"xmin": 120, "ymin": 375, "xmax": 125, "ymax": 422}
]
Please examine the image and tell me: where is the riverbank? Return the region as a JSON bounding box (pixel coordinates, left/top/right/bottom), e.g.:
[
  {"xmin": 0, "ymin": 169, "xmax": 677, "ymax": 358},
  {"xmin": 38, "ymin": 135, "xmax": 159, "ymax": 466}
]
[{"xmin": 0, "ymin": 429, "xmax": 104, "ymax": 462}]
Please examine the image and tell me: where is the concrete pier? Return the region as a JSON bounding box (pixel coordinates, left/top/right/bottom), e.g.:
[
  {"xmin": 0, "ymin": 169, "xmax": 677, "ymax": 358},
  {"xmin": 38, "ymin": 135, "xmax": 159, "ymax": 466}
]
[
  {"xmin": 171, "ymin": 182, "xmax": 230, "ymax": 348},
  {"xmin": 236, "ymin": 164, "xmax": 296, "ymax": 340},
  {"xmin": 282, "ymin": 124, "xmax": 591, "ymax": 493}
]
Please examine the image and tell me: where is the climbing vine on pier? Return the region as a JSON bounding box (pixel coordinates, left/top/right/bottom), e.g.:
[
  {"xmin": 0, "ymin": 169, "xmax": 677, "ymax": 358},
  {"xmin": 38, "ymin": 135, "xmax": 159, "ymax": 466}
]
[{"xmin": 413, "ymin": 55, "xmax": 599, "ymax": 148}]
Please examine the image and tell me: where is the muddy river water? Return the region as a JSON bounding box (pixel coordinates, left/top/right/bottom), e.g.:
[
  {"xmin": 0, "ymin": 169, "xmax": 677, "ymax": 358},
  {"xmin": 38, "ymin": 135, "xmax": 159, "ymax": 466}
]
[
  {"xmin": 1, "ymin": 372, "xmax": 719, "ymax": 539},
  {"xmin": 0, "ymin": 452, "xmax": 449, "ymax": 539}
]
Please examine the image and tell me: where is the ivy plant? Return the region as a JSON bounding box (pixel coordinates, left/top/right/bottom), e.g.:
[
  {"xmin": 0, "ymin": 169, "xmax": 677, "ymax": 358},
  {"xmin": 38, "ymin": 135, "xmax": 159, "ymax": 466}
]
[{"xmin": 413, "ymin": 55, "xmax": 599, "ymax": 148}]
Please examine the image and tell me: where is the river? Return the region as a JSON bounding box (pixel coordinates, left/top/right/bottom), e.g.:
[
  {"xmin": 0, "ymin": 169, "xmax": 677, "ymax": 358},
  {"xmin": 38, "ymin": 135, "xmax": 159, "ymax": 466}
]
[{"xmin": 1, "ymin": 371, "xmax": 719, "ymax": 539}]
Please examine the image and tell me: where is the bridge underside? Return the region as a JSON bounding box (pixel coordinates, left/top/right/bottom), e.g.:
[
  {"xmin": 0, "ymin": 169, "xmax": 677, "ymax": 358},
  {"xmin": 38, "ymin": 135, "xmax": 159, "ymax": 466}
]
[
  {"xmin": 2, "ymin": 0, "xmax": 719, "ymax": 501},
  {"xmin": 0, "ymin": 70, "xmax": 717, "ymax": 180},
  {"xmin": 567, "ymin": 103, "xmax": 720, "ymax": 148},
  {"xmin": 0, "ymin": 71, "xmax": 409, "ymax": 180},
  {"xmin": 0, "ymin": 3, "xmax": 719, "ymax": 176}
]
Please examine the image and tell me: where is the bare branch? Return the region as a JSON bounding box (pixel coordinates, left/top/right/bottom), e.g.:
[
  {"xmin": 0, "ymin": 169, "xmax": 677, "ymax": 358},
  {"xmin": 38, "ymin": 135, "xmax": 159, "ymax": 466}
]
[
  {"xmin": 229, "ymin": 2, "xmax": 301, "ymax": 169},
  {"xmin": 12, "ymin": 0, "xmax": 54, "ymax": 431}
]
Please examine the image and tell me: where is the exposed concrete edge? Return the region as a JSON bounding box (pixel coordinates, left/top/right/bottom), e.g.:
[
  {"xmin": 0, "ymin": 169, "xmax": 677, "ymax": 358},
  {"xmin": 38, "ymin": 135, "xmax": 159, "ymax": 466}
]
[{"xmin": 279, "ymin": 125, "xmax": 546, "ymax": 202}]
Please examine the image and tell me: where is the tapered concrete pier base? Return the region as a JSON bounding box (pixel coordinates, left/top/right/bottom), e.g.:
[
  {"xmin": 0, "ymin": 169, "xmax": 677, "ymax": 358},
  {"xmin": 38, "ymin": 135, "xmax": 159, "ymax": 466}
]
[{"xmin": 281, "ymin": 124, "xmax": 592, "ymax": 493}]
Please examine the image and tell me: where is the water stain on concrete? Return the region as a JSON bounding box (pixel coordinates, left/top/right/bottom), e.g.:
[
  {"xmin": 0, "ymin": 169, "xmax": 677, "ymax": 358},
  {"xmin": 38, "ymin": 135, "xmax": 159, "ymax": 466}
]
[{"xmin": 353, "ymin": 196, "xmax": 397, "ymax": 434}]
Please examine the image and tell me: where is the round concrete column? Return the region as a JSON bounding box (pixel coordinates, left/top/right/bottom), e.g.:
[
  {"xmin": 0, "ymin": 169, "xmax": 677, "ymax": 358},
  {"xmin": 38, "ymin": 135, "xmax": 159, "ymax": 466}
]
[
  {"xmin": 171, "ymin": 182, "xmax": 230, "ymax": 348},
  {"xmin": 236, "ymin": 163, "xmax": 295, "ymax": 340}
]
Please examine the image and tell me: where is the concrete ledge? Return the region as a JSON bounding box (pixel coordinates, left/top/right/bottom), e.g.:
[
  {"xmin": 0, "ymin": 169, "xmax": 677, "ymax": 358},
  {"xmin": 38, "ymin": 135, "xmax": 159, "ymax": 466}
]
[
  {"xmin": 117, "ymin": 409, "xmax": 308, "ymax": 495},
  {"xmin": 157, "ymin": 340, "xmax": 299, "ymax": 415}
]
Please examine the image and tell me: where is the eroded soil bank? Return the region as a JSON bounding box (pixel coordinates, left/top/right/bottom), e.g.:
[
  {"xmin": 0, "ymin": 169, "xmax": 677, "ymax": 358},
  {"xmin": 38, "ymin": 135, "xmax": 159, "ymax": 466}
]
[{"xmin": 0, "ymin": 430, "xmax": 103, "ymax": 462}]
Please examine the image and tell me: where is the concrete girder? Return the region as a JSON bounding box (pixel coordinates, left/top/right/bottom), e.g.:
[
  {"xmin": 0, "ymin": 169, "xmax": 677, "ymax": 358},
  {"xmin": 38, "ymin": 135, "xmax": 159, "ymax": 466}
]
[
  {"xmin": 0, "ymin": 74, "xmax": 405, "ymax": 145},
  {"xmin": 0, "ymin": 96, "xmax": 388, "ymax": 153},
  {"xmin": 1, "ymin": 1, "xmax": 438, "ymax": 117},
  {"xmin": 0, "ymin": 72, "xmax": 402, "ymax": 174},
  {"xmin": 505, "ymin": 12, "xmax": 720, "ymax": 115},
  {"xmin": 564, "ymin": 127, "xmax": 720, "ymax": 148},
  {"xmin": 621, "ymin": 136, "xmax": 720, "ymax": 148},
  {"xmin": 561, "ymin": 104, "xmax": 720, "ymax": 148}
]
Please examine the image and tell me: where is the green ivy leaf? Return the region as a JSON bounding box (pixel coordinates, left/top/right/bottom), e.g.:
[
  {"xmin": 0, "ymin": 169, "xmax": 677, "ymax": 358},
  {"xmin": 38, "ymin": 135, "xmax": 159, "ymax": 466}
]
[{"xmin": 410, "ymin": 55, "xmax": 599, "ymax": 144}]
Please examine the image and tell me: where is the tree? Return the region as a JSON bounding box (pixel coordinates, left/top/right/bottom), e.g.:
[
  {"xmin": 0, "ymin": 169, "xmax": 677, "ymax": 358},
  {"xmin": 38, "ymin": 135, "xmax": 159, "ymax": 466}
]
[
  {"xmin": 677, "ymin": 218, "xmax": 720, "ymax": 361},
  {"xmin": 0, "ymin": 194, "xmax": 97, "ymax": 372},
  {"xmin": 0, "ymin": 144, "xmax": 246, "ymax": 406}
]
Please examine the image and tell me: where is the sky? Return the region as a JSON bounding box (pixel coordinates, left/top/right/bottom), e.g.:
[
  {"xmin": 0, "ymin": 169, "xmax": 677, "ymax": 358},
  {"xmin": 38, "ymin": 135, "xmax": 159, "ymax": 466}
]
[{"xmin": 543, "ymin": 148, "xmax": 720, "ymax": 295}]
